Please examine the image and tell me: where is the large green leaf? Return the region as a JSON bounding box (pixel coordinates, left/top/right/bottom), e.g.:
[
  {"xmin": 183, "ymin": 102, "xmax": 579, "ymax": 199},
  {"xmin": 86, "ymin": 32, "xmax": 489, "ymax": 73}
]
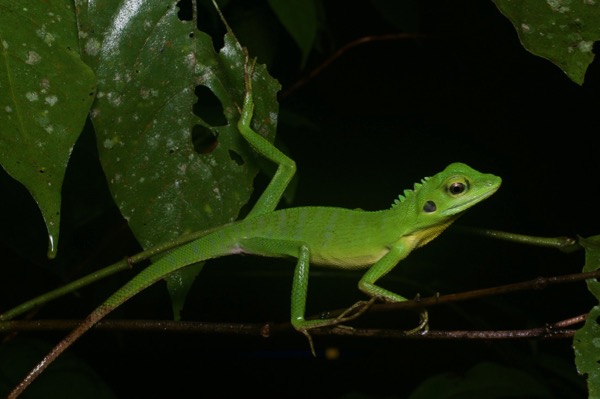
[
  {"xmin": 0, "ymin": 0, "xmax": 96, "ymax": 258},
  {"xmin": 494, "ymin": 0, "xmax": 600, "ymax": 85},
  {"xmin": 74, "ymin": 1, "xmax": 280, "ymax": 317}
]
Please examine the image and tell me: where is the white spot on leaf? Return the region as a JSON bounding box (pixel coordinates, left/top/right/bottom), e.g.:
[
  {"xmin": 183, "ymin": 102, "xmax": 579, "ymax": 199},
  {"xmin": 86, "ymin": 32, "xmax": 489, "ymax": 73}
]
[
  {"xmin": 577, "ymin": 41, "xmax": 593, "ymax": 52},
  {"xmin": 25, "ymin": 51, "xmax": 41, "ymax": 65},
  {"xmin": 40, "ymin": 78, "xmax": 50, "ymax": 91},
  {"xmin": 107, "ymin": 92, "xmax": 123, "ymax": 107},
  {"xmin": 85, "ymin": 38, "xmax": 101, "ymax": 56},
  {"xmin": 45, "ymin": 95, "xmax": 58, "ymax": 106},
  {"xmin": 25, "ymin": 92, "xmax": 39, "ymax": 102},
  {"xmin": 104, "ymin": 138, "xmax": 114, "ymax": 149},
  {"xmin": 546, "ymin": 0, "xmax": 570, "ymax": 13},
  {"xmin": 35, "ymin": 25, "xmax": 55, "ymax": 46}
]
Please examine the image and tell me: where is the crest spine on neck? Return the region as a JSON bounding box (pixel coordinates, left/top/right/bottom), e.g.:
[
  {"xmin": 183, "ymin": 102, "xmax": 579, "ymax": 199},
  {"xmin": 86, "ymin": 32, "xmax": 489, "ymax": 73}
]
[{"xmin": 391, "ymin": 176, "xmax": 430, "ymax": 208}]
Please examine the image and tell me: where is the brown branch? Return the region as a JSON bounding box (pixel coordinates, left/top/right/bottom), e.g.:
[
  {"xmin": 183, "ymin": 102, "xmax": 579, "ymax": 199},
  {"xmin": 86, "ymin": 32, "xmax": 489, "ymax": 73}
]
[
  {"xmin": 356, "ymin": 269, "xmax": 600, "ymax": 314},
  {"xmin": 280, "ymin": 33, "xmax": 427, "ymax": 100},
  {"xmin": 321, "ymin": 314, "xmax": 586, "ymax": 341},
  {"xmin": 0, "ymin": 313, "xmax": 585, "ymax": 344},
  {"xmin": 0, "ymin": 319, "xmax": 264, "ymax": 335},
  {"xmin": 1, "ymin": 271, "xmax": 595, "ymax": 342}
]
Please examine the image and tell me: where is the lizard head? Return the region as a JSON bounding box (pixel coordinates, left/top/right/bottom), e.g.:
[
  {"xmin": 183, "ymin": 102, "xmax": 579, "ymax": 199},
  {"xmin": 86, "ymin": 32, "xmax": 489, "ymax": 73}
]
[
  {"xmin": 392, "ymin": 162, "xmax": 501, "ymax": 246},
  {"xmin": 423, "ymin": 162, "xmax": 501, "ymax": 217}
]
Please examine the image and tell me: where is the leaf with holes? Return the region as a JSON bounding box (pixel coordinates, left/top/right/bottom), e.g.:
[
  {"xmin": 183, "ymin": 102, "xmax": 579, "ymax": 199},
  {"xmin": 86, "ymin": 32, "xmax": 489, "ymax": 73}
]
[
  {"xmin": 0, "ymin": 1, "xmax": 96, "ymax": 258},
  {"xmin": 75, "ymin": 1, "xmax": 280, "ymax": 317}
]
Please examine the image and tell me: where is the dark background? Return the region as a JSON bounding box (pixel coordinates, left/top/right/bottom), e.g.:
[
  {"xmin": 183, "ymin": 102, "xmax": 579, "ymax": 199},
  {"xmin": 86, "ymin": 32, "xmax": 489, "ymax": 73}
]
[{"xmin": 1, "ymin": 1, "xmax": 598, "ymax": 397}]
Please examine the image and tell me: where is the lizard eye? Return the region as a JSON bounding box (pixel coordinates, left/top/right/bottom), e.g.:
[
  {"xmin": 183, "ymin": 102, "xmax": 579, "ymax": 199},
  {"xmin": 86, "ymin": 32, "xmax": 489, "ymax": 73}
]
[
  {"xmin": 448, "ymin": 181, "xmax": 467, "ymax": 196},
  {"xmin": 423, "ymin": 200, "xmax": 436, "ymax": 213}
]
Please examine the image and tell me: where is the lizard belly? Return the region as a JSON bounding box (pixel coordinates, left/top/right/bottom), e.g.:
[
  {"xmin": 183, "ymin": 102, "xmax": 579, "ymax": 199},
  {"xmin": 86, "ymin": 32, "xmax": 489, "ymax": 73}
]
[{"xmin": 310, "ymin": 247, "xmax": 389, "ymax": 270}]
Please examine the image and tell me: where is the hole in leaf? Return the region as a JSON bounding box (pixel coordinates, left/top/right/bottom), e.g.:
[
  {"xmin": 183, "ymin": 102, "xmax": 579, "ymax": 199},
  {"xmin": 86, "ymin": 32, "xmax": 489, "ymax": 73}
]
[
  {"xmin": 193, "ymin": 85, "xmax": 227, "ymax": 126},
  {"xmin": 192, "ymin": 125, "xmax": 218, "ymax": 154},
  {"xmin": 176, "ymin": 0, "xmax": 193, "ymax": 21},
  {"xmin": 229, "ymin": 150, "xmax": 245, "ymax": 166}
]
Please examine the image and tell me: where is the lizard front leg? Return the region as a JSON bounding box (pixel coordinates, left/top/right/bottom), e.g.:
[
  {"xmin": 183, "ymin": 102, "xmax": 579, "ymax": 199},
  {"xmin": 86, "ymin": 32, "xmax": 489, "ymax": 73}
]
[{"xmin": 357, "ymin": 244, "xmax": 429, "ymax": 333}]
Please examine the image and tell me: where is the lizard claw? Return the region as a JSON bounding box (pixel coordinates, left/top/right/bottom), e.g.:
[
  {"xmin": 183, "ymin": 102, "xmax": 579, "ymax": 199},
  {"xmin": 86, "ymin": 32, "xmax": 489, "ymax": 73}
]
[{"xmin": 300, "ymin": 329, "xmax": 317, "ymax": 357}]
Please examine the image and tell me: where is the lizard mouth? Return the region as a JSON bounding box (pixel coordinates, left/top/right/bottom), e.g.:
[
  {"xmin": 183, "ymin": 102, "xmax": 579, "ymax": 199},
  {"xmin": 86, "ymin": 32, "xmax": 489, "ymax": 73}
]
[{"xmin": 441, "ymin": 184, "xmax": 500, "ymax": 216}]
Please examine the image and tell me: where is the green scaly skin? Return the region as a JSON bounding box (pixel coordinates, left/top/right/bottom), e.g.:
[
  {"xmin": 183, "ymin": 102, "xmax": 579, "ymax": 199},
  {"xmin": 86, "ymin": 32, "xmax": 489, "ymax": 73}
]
[{"xmin": 9, "ymin": 57, "xmax": 501, "ymax": 398}]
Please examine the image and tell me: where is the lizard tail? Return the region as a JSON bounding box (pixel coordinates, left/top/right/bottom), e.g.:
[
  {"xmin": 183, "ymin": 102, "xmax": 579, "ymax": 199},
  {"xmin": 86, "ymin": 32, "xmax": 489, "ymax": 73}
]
[{"xmin": 9, "ymin": 230, "xmax": 235, "ymax": 398}]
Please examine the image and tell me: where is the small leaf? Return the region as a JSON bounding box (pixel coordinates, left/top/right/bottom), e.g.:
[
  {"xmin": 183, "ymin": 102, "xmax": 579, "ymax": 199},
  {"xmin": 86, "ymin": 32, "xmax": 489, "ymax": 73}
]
[
  {"xmin": 494, "ymin": 0, "xmax": 600, "ymax": 85},
  {"xmin": 165, "ymin": 262, "xmax": 204, "ymax": 321},
  {"xmin": 370, "ymin": 0, "xmax": 420, "ymax": 32},
  {"xmin": 408, "ymin": 361, "xmax": 553, "ymax": 399},
  {"xmin": 0, "ymin": 1, "xmax": 96, "ymax": 258},
  {"xmin": 267, "ymin": 0, "xmax": 317, "ymax": 67},
  {"xmin": 573, "ymin": 235, "xmax": 600, "ymax": 398}
]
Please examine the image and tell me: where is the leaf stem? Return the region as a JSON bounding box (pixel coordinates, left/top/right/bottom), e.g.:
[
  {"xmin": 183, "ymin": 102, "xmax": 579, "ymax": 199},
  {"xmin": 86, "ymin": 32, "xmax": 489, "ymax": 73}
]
[
  {"xmin": 453, "ymin": 226, "xmax": 581, "ymax": 253},
  {"xmin": 0, "ymin": 225, "xmax": 230, "ymax": 321}
]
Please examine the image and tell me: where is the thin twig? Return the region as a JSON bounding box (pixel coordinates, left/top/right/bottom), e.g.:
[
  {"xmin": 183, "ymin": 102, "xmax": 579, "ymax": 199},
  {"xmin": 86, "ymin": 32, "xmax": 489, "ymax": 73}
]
[
  {"xmin": 280, "ymin": 33, "xmax": 427, "ymax": 99},
  {"xmin": 0, "ymin": 313, "xmax": 585, "ymax": 342},
  {"xmin": 0, "ymin": 224, "xmax": 231, "ymax": 322},
  {"xmin": 1, "ymin": 270, "xmax": 596, "ymax": 334},
  {"xmin": 362, "ymin": 269, "xmax": 600, "ymax": 314}
]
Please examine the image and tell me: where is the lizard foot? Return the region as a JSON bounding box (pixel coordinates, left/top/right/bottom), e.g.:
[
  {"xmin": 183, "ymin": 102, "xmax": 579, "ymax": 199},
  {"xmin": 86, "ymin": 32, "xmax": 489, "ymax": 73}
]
[
  {"xmin": 334, "ymin": 295, "xmax": 380, "ymax": 324},
  {"xmin": 403, "ymin": 308, "xmax": 429, "ymax": 335},
  {"xmin": 300, "ymin": 297, "xmax": 380, "ymax": 357}
]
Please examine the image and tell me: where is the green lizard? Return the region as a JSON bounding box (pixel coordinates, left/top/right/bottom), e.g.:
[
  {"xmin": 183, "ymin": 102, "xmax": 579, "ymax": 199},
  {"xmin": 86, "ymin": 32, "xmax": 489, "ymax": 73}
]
[{"xmin": 9, "ymin": 58, "xmax": 501, "ymax": 397}]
